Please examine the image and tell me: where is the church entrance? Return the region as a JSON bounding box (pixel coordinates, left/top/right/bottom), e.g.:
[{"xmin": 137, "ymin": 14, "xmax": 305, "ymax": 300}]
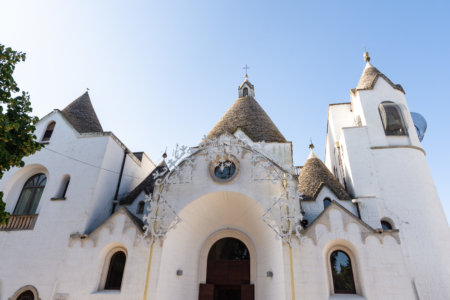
[{"xmin": 199, "ymin": 237, "xmax": 254, "ymax": 300}]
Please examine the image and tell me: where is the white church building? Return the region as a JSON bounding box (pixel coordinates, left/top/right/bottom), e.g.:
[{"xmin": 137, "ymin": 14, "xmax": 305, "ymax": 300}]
[{"xmin": 0, "ymin": 54, "xmax": 449, "ymax": 300}]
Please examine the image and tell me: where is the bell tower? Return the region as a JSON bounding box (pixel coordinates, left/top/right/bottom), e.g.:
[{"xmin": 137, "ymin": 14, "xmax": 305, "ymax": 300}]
[
  {"xmin": 238, "ymin": 74, "xmax": 255, "ymax": 98},
  {"xmin": 325, "ymin": 53, "xmax": 450, "ymax": 299}
]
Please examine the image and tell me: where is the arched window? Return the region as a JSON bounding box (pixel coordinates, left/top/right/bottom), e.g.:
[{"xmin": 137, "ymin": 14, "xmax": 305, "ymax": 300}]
[
  {"xmin": 104, "ymin": 251, "xmax": 126, "ymax": 290},
  {"xmin": 10, "ymin": 285, "xmax": 39, "ymax": 300},
  {"xmin": 137, "ymin": 201, "xmax": 145, "ymax": 214},
  {"xmin": 330, "ymin": 250, "xmax": 356, "ymax": 294},
  {"xmin": 378, "ymin": 102, "xmax": 407, "ymax": 136},
  {"xmin": 323, "ymin": 198, "xmax": 331, "ymax": 209},
  {"xmin": 243, "ymin": 87, "xmax": 248, "ymax": 97},
  {"xmin": 381, "ymin": 220, "xmax": 393, "ymax": 230},
  {"xmin": 42, "ymin": 121, "xmax": 56, "ymax": 142},
  {"xmin": 17, "ymin": 290, "xmax": 34, "ymax": 300},
  {"xmin": 13, "ymin": 174, "xmax": 47, "ymax": 215}
]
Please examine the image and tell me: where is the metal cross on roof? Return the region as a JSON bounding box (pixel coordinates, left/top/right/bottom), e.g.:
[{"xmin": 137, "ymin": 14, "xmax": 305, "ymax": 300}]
[{"xmin": 243, "ymin": 64, "xmax": 250, "ymax": 77}]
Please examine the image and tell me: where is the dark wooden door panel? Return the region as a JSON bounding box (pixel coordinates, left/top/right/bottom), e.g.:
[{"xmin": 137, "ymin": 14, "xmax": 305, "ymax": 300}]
[
  {"xmin": 207, "ymin": 260, "xmax": 250, "ymax": 285},
  {"xmin": 199, "ymin": 283, "xmax": 214, "ymax": 300},
  {"xmin": 242, "ymin": 284, "xmax": 254, "ymax": 300}
]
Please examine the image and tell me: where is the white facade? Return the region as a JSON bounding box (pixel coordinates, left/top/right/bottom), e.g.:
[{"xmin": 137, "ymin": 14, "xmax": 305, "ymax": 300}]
[{"xmin": 0, "ymin": 57, "xmax": 449, "ymax": 300}]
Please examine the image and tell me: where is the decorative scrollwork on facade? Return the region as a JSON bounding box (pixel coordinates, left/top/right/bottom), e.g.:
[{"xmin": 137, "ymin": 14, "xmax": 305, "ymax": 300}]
[{"xmin": 143, "ymin": 134, "xmax": 304, "ymax": 244}]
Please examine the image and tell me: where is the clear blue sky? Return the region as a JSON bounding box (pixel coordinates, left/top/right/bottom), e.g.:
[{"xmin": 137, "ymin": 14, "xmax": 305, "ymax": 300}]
[{"xmin": 2, "ymin": 0, "xmax": 449, "ymax": 222}]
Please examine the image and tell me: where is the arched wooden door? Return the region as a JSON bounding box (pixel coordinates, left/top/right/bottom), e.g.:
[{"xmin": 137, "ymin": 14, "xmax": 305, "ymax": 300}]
[{"xmin": 199, "ymin": 238, "xmax": 254, "ymax": 300}]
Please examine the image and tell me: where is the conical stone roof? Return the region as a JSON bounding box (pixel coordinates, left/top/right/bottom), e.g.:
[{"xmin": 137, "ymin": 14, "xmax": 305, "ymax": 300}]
[
  {"xmin": 356, "ymin": 62, "xmax": 405, "ymax": 93},
  {"xmin": 298, "ymin": 152, "xmax": 350, "ymax": 200},
  {"xmin": 61, "ymin": 92, "xmax": 103, "ymax": 133},
  {"xmin": 207, "ymin": 96, "xmax": 287, "ymax": 143}
]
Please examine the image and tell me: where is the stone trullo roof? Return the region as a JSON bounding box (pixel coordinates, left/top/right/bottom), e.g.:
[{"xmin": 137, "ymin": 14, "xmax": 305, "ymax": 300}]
[
  {"xmin": 298, "ymin": 151, "xmax": 351, "ymax": 200},
  {"xmin": 207, "ymin": 96, "xmax": 287, "ymax": 143},
  {"xmin": 356, "ymin": 62, "xmax": 405, "ymax": 93},
  {"xmin": 61, "ymin": 92, "xmax": 103, "ymax": 133}
]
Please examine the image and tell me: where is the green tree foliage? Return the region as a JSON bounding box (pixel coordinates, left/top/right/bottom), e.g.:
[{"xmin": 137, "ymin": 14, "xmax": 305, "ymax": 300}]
[{"xmin": 0, "ymin": 44, "xmax": 42, "ymax": 225}]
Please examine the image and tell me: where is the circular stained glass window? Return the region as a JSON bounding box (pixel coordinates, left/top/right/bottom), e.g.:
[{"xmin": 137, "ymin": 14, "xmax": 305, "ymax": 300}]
[{"xmin": 214, "ymin": 160, "xmax": 236, "ymax": 181}]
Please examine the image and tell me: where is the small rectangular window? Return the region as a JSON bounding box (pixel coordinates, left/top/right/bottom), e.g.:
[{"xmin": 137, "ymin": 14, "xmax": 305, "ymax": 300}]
[{"xmin": 137, "ymin": 201, "xmax": 145, "ymax": 214}]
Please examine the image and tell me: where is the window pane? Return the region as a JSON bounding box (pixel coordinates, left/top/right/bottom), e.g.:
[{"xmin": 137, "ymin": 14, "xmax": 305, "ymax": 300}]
[
  {"xmin": 330, "ymin": 251, "xmax": 356, "ymax": 294},
  {"xmin": 42, "ymin": 122, "xmax": 55, "ymax": 141},
  {"xmin": 24, "ymin": 174, "xmax": 46, "ymax": 188},
  {"xmin": 36, "ymin": 174, "xmax": 47, "ymax": 186},
  {"xmin": 13, "ymin": 189, "xmax": 33, "ymax": 215},
  {"xmin": 137, "ymin": 201, "xmax": 145, "ymax": 214},
  {"xmin": 105, "ymin": 251, "xmax": 126, "ymax": 290},
  {"xmin": 214, "ymin": 161, "xmax": 236, "ymax": 181},
  {"xmin": 28, "ymin": 187, "xmax": 44, "ymax": 214},
  {"xmin": 14, "ymin": 174, "xmax": 46, "ymax": 215},
  {"xmin": 381, "ymin": 221, "xmax": 392, "ymax": 230}
]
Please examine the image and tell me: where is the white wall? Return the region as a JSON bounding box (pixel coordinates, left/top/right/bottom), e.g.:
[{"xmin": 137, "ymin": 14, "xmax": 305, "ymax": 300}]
[
  {"xmin": 294, "ymin": 205, "xmax": 416, "ymax": 300},
  {"xmin": 54, "ymin": 210, "xmax": 151, "ymax": 300},
  {"xmin": 0, "ymin": 112, "xmax": 153, "ymax": 300}
]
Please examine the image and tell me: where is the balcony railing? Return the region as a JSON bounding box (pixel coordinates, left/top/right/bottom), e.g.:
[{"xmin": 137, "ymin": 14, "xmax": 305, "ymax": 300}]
[{"xmin": 0, "ymin": 214, "xmax": 38, "ymax": 231}]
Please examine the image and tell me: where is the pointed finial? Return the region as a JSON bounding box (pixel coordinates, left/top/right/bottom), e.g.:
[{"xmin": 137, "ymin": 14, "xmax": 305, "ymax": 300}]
[
  {"xmin": 86, "ymin": 87, "xmax": 90, "ymax": 91},
  {"xmin": 364, "ymin": 51, "xmax": 370, "ymax": 63},
  {"xmin": 309, "ymin": 138, "xmax": 315, "ymax": 150},
  {"xmin": 307, "ymin": 139, "xmax": 318, "ymax": 160},
  {"xmin": 243, "ymin": 64, "xmax": 250, "ymax": 78}
]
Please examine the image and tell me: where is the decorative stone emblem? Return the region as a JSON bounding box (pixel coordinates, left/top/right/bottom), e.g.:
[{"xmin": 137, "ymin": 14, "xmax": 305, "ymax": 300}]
[{"xmin": 210, "ymin": 155, "xmax": 240, "ymax": 183}]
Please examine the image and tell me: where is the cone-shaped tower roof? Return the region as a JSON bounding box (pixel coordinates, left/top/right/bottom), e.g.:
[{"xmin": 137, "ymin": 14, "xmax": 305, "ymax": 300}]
[
  {"xmin": 356, "ymin": 52, "xmax": 405, "ymax": 93},
  {"xmin": 298, "ymin": 149, "xmax": 350, "ymax": 200},
  {"xmin": 207, "ymin": 77, "xmax": 287, "ymax": 143},
  {"xmin": 61, "ymin": 92, "xmax": 103, "ymax": 133}
]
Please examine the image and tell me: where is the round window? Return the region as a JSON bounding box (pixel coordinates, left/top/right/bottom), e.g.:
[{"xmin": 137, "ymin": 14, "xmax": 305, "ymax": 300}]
[
  {"xmin": 210, "ymin": 156, "xmax": 240, "ymax": 183},
  {"xmin": 214, "ymin": 161, "xmax": 236, "ymax": 180}
]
